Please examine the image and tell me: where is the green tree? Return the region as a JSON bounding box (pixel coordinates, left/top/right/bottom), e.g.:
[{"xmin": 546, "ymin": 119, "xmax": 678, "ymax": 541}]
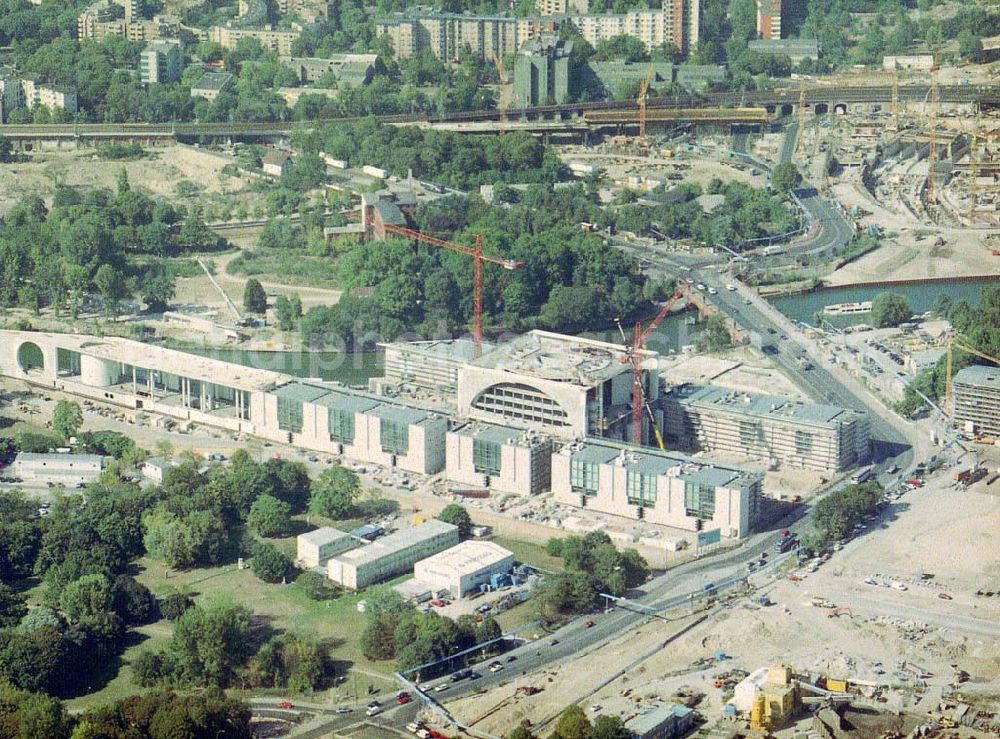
[
  {"xmin": 771, "ymin": 161, "xmax": 802, "ymax": 194},
  {"xmin": 507, "ymin": 724, "xmax": 537, "ymax": 739},
  {"xmin": 871, "ymin": 292, "xmax": 911, "ymax": 328},
  {"xmin": 0, "ymin": 137, "xmax": 13, "ymax": 163},
  {"xmin": 274, "ymin": 293, "xmax": 302, "ymax": 331},
  {"xmin": 163, "ymin": 600, "xmax": 253, "ymax": 685},
  {"xmin": 308, "ymin": 466, "xmax": 360, "ymax": 519},
  {"xmin": 141, "ymin": 272, "xmax": 175, "ymax": 312},
  {"xmin": 551, "ymin": 704, "xmax": 592, "ymax": 739},
  {"xmin": 93, "ymin": 264, "xmax": 129, "ymax": 318},
  {"xmin": 695, "ymin": 314, "xmax": 733, "ymax": 353},
  {"xmin": 0, "ymin": 584, "xmax": 28, "ymax": 629},
  {"xmin": 60, "ymin": 573, "xmax": 112, "ymax": 622},
  {"xmin": 251, "ymin": 541, "xmax": 292, "ymax": 584},
  {"xmin": 243, "ymin": 278, "xmax": 267, "ymax": 314},
  {"xmin": 52, "ymin": 399, "xmax": 83, "ymax": 440},
  {"xmin": 437, "ymin": 503, "xmax": 472, "ymax": 540},
  {"xmin": 247, "ymin": 494, "xmax": 292, "ymax": 537},
  {"xmin": 591, "ymin": 715, "xmax": 630, "ymax": 739}
]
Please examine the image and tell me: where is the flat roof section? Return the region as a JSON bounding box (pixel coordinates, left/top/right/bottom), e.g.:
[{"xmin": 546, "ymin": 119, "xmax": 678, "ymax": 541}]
[
  {"xmin": 270, "ymin": 381, "xmax": 445, "ymax": 419},
  {"xmin": 336, "ymin": 520, "xmax": 459, "ymax": 566},
  {"xmin": 370, "ymin": 403, "xmax": 436, "ymax": 427},
  {"xmin": 298, "ymin": 526, "xmax": 351, "ymax": 547},
  {"xmin": 560, "ymin": 438, "xmax": 753, "ymax": 488},
  {"xmin": 954, "ymin": 365, "xmax": 1000, "ymax": 390},
  {"xmin": 667, "ymin": 384, "xmax": 865, "ymax": 429},
  {"xmin": 473, "ymin": 330, "xmax": 652, "ymax": 387},
  {"xmin": 380, "ymin": 339, "xmax": 486, "ymax": 364},
  {"xmin": 450, "ymin": 421, "xmax": 548, "ymax": 447},
  {"xmin": 5, "ymin": 331, "xmax": 290, "ymax": 391},
  {"xmin": 416, "ymin": 540, "xmax": 513, "ymax": 573}
]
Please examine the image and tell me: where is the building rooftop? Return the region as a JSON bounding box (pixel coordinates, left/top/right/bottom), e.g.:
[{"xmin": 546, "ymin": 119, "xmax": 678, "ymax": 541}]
[
  {"xmin": 192, "ymin": 71, "xmax": 234, "ymax": 92},
  {"xmin": 667, "ymin": 384, "xmax": 866, "ymax": 429},
  {"xmin": 380, "ymin": 339, "xmax": 485, "ymax": 364},
  {"xmin": 624, "ymin": 702, "xmax": 693, "ymax": 735},
  {"xmin": 144, "ymin": 457, "xmax": 172, "ymax": 471},
  {"xmin": 15, "ymin": 452, "xmax": 105, "ymax": 465},
  {"xmin": 298, "ymin": 526, "xmax": 351, "ymax": 546},
  {"xmin": 269, "ymin": 381, "xmax": 443, "ymax": 420},
  {"xmin": 2, "ymin": 331, "xmax": 289, "ymax": 391},
  {"xmin": 451, "ymin": 421, "xmax": 550, "ymax": 448},
  {"xmin": 263, "ymin": 149, "xmax": 292, "ymax": 167},
  {"xmin": 559, "ymin": 438, "xmax": 755, "ymax": 489},
  {"xmin": 473, "ymin": 330, "xmax": 650, "ymax": 387},
  {"xmin": 748, "ymin": 38, "xmax": 820, "ymax": 55},
  {"xmin": 416, "ymin": 540, "xmax": 513, "ymax": 573},
  {"xmin": 953, "ymin": 364, "xmax": 1000, "ymax": 390},
  {"xmin": 334, "ymin": 520, "xmax": 459, "ymax": 566}
]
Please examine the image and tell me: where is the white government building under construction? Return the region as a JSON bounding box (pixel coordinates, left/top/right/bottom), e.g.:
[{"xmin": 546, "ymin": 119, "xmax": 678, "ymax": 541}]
[{"xmin": 0, "ymin": 328, "xmax": 871, "ymax": 541}]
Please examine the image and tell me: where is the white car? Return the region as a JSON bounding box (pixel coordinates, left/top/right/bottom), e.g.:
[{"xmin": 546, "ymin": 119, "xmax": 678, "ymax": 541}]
[
  {"xmin": 366, "ymin": 706, "xmax": 381, "ymax": 717},
  {"xmin": 434, "ymin": 684, "xmax": 450, "ymax": 693},
  {"xmin": 489, "ymin": 663, "xmax": 504, "ymax": 673},
  {"xmin": 726, "ymin": 284, "xmax": 737, "ymax": 291},
  {"xmin": 863, "ymin": 577, "xmax": 878, "ymax": 586},
  {"xmin": 890, "ymin": 581, "xmax": 908, "ymax": 591},
  {"xmin": 708, "ymin": 287, "xmax": 718, "ymax": 295}
]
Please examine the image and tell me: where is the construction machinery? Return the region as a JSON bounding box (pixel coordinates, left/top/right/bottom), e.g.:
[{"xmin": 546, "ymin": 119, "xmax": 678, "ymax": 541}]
[
  {"xmin": 944, "ymin": 337, "xmax": 1000, "ymax": 412},
  {"xmin": 636, "ymin": 64, "xmax": 655, "ymax": 148},
  {"xmin": 362, "ymin": 205, "xmax": 524, "ymax": 358},
  {"xmin": 618, "ymin": 285, "xmax": 688, "ymax": 446},
  {"xmin": 926, "ymin": 57, "xmax": 940, "ymax": 205}
]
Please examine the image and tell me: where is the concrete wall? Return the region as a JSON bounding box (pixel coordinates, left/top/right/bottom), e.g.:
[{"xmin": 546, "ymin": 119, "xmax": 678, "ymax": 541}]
[{"xmin": 550, "ymin": 452, "xmax": 755, "ymax": 538}]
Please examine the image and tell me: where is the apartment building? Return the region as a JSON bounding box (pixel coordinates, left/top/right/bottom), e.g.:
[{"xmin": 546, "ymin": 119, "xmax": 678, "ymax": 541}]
[
  {"xmin": 376, "ymin": 0, "xmax": 700, "ymax": 62},
  {"xmin": 551, "ymin": 439, "xmax": 762, "ymax": 539},
  {"xmin": 535, "ymin": 0, "xmax": 589, "ymax": 15},
  {"xmin": 513, "ymin": 37, "xmax": 577, "ymax": 106},
  {"xmin": 326, "ymin": 520, "xmax": 460, "ymax": 590},
  {"xmin": 21, "ymin": 79, "xmax": 78, "ymax": 113},
  {"xmin": 756, "ymin": 0, "xmax": 782, "ymax": 40},
  {"xmin": 208, "ymin": 25, "xmax": 302, "ymax": 56},
  {"xmin": 662, "ymin": 384, "xmax": 871, "ymax": 473},
  {"xmin": 952, "ymin": 365, "xmax": 1000, "ymax": 438},
  {"xmin": 140, "ymin": 39, "xmax": 183, "ymax": 84},
  {"xmin": 78, "ymin": 0, "xmax": 180, "ymax": 42}
]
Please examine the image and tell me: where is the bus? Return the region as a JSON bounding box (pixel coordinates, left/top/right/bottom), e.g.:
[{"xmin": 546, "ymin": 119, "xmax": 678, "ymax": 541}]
[{"xmin": 850, "ymin": 467, "xmax": 875, "ymax": 484}]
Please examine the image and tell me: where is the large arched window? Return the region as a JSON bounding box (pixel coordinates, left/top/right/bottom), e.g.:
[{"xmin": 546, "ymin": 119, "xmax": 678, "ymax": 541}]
[
  {"xmin": 471, "ymin": 382, "xmax": 570, "ymax": 427},
  {"xmin": 17, "ymin": 342, "xmax": 45, "ymax": 373}
]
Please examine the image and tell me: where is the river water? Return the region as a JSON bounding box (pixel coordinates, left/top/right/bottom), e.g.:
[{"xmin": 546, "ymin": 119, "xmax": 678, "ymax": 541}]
[{"xmin": 185, "ymin": 278, "xmax": 997, "ymax": 384}]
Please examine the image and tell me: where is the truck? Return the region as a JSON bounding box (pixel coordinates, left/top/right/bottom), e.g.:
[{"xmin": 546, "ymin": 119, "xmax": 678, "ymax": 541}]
[
  {"xmin": 851, "ymin": 467, "xmax": 875, "ymax": 484},
  {"xmin": 775, "ymin": 536, "xmax": 798, "ymax": 553},
  {"xmin": 762, "ymin": 245, "xmax": 785, "ymax": 256}
]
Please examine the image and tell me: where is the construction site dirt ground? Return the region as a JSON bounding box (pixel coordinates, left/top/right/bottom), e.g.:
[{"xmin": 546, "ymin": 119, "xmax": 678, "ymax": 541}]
[{"xmin": 439, "ymin": 468, "xmax": 1000, "ymax": 737}]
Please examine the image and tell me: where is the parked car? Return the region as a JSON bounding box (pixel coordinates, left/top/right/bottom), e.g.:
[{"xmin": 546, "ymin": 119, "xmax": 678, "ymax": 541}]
[
  {"xmin": 276, "ymin": 701, "xmax": 293, "ymax": 709},
  {"xmin": 366, "ymin": 705, "xmax": 381, "ymax": 717}
]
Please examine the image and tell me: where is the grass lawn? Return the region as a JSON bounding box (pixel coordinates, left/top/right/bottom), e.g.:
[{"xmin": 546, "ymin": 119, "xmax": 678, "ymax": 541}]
[
  {"xmin": 227, "ymin": 248, "xmax": 341, "ymax": 289},
  {"xmin": 487, "ymin": 535, "xmax": 563, "ymax": 573}
]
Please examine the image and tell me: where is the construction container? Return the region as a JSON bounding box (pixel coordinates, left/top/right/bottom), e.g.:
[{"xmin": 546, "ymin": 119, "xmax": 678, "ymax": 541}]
[
  {"xmin": 826, "ymin": 678, "xmax": 848, "ymax": 693},
  {"xmin": 768, "ymin": 664, "xmax": 792, "ymax": 686}
]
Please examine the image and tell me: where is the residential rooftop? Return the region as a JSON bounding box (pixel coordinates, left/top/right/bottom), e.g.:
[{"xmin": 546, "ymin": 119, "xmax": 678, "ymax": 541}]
[
  {"xmin": 192, "ymin": 71, "xmax": 234, "ymax": 91},
  {"xmin": 472, "ymin": 330, "xmax": 650, "ymax": 387},
  {"xmin": 666, "ymin": 384, "xmax": 866, "ymax": 429}
]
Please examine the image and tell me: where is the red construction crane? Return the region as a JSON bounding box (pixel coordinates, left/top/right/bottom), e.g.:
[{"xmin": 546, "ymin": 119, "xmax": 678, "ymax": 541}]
[
  {"xmin": 622, "ymin": 285, "xmax": 688, "ymax": 446},
  {"xmin": 363, "ymin": 205, "xmax": 523, "ymax": 358}
]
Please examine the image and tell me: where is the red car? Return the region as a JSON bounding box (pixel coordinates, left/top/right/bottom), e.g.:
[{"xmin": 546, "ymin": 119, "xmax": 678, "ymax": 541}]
[
  {"xmin": 430, "ymin": 600, "xmax": 446, "ymax": 607},
  {"xmin": 397, "ymin": 695, "xmax": 413, "ymax": 705},
  {"xmin": 585, "ymin": 620, "xmax": 595, "ymax": 628},
  {"xmin": 277, "ymin": 701, "xmax": 293, "ymax": 709}
]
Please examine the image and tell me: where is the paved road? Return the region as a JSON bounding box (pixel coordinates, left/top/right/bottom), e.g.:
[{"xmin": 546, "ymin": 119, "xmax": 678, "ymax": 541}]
[{"xmin": 789, "ymin": 186, "xmax": 857, "ymax": 257}]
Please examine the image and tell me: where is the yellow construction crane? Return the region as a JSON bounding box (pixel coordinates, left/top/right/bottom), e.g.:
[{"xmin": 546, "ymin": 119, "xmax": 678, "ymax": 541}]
[
  {"xmin": 637, "ymin": 64, "xmax": 655, "ymax": 147},
  {"xmin": 945, "ymin": 338, "xmax": 1000, "ymax": 412},
  {"xmin": 926, "ymin": 57, "xmax": 940, "ymax": 205},
  {"xmin": 494, "ymin": 56, "xmax": 511, "ymax": 135}
]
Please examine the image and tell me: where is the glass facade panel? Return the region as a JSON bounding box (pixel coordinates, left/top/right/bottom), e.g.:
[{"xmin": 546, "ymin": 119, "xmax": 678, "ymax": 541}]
[
  {"xmin": 328, "ymin": 407, "xmax": 355, "ymax": 443},
  {"xmin": 626, "ymin": 471, "xmax": 657, "ymax": 506},
  {"xmin": 472, "ymin": 438, "xmax": 501, "ymax": 476},
  {"xmin": 380, "ymin": 418, "xmax": 409, "ymax": 454},
  {"xmin": 277, "ymin": 396, "xmax": 303, "ymax": 433},
  {"xmin": 569, "ymin": 459, "xmax": 599, "ymax": 496},
  {"xmin": 684, "ymin": 481, "xmax": 716, "ymax": 518}
]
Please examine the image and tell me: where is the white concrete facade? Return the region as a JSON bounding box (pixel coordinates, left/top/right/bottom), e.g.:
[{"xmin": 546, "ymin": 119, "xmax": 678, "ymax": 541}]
[
  {"xmin": 13, "ymin": 453, "xmax": 105, "ymax": 486},
  {"xmin": 445, "ymin": 422, "xmax": 552, "ymax": 495},
  {"xmin": 412, "ymin": 540, "xmax": 514, "ymax": 598},
  {"xmin": 326, "ymin": 520, "xmax": 459, "ymax": 590},
  {"xmin": 550, "ymin": 440, "xmax": 762, "ymax": 538},
  {"xmin": 296, "ymin": 526, "xmax": 358, "ymax": 568}
]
